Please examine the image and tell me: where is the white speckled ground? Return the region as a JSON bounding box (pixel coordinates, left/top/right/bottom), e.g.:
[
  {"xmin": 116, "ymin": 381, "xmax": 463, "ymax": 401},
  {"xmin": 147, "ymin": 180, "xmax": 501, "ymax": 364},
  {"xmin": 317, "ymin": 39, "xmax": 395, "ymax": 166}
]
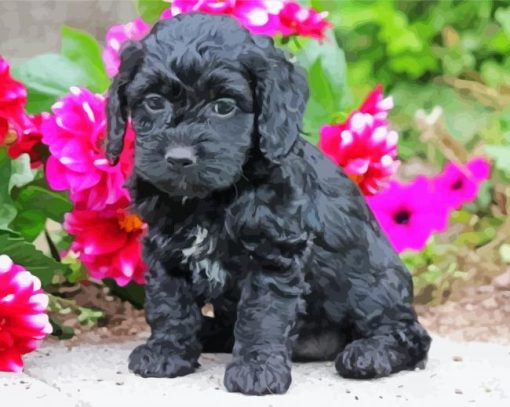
[{"xmin": 1, "ymin": 336, "xmax": 509, "ymax": 406}]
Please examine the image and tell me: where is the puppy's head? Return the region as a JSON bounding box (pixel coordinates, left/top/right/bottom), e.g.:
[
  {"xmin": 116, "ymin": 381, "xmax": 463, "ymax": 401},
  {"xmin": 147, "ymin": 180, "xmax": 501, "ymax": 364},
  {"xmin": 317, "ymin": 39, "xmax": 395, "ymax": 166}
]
[{"xmin": 106, "ymin": 13, "xmax": 308, "ymax": 198}]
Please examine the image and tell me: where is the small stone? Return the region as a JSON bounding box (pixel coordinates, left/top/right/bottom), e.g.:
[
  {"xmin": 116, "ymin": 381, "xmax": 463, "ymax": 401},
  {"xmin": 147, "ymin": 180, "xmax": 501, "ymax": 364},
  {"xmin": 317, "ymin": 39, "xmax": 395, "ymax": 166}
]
[
  {"xmin": 477, "ymin": 285, "xmax": 495, "ymax": 294},
  {"xmin": 481, "ymin": 297, "xmax": 498, "ymax": 309},
  {"xmin": 453, "ymin": 355, "xmax": 463, "ymax": 362},
  {"xmin": 494, "ymin": 268, "xmax": 510, "ymax": 291},
  {"xmin": 455, "ymin": 389, "xmax": 463, "ymax": 395}
]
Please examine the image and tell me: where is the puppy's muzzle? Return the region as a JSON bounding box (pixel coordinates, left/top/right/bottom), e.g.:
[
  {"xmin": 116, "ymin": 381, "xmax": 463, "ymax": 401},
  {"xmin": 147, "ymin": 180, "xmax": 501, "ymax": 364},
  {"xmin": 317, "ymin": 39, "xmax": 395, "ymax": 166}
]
[{"xmin": 165, "ymin": 146, "xmax": 197, "ymax": 169}]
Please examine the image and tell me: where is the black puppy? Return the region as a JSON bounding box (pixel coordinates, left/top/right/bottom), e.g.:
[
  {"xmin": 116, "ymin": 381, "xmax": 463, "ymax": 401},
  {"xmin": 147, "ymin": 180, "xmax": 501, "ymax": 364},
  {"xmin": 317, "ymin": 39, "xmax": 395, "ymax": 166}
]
[{"xmin": 105, "ymin": 13, "xmax": 431, "ymax": 395}]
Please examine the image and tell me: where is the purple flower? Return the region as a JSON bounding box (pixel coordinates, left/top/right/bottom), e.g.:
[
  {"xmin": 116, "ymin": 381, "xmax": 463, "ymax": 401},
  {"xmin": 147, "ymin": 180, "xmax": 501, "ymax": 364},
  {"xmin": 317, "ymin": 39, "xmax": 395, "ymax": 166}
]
[
  {"xmin": 432, "ymin": 157, "xmax": 491, "ymax": 210},
  {"xmin": 366, "ymin": 177, "xmax": 449, "ymax": 253}
]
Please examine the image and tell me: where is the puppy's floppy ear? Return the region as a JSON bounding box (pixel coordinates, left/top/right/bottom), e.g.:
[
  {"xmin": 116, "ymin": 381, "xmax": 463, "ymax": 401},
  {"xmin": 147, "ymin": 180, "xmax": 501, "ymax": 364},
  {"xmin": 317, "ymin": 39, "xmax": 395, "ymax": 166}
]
[
  {"xmin": 105, "ymin": 40, "xmax": 144, "ymax": 165},
  {"xmin": 248, "ymin": 36, "xmax": 309, "ymax": 164}
]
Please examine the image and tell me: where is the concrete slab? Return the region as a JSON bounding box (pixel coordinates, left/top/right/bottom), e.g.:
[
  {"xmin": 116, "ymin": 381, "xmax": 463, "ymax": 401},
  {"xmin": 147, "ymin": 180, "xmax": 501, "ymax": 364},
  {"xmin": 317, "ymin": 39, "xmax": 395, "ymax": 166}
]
[
  {"xmin": 0, "ymin": 371, "xmax": 79, "ymax": 405},
  {"xmin": 3, "ymin": 336, "xmax": 508, "ymax": 406}
]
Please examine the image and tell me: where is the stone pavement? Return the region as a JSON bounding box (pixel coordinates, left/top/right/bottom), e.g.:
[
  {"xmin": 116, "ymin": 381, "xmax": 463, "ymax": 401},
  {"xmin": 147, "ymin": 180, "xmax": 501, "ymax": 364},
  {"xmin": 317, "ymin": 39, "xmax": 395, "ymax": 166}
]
[{"xmin": 1, "ymin": 336, "xmax": 509, "ymax": 406}]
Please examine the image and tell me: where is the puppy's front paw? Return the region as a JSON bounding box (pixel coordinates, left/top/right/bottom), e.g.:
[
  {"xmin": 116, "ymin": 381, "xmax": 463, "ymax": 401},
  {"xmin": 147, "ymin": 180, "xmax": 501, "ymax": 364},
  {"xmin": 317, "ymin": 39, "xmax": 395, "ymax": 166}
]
[
  {"xmin": 335, "ymin": 339, "xmax": 393, "ymax": 379},
  {"xmin": 224, "ymin": 353, "xmax": 291, "ymax": 395},
  {"xmin": 129, "ymin": 343, "xmax": 197, "ymax": 378}
]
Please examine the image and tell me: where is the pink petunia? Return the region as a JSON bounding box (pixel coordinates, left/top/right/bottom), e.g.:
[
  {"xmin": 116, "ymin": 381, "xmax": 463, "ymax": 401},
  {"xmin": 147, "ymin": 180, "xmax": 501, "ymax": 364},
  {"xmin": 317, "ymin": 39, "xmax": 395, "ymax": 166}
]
[
  {"xmin": 41, "ymin": 87, "xmax": 135, "ymax": 211},
  {"xmin": 319, "ymin": 85, "xmax": 399, "ymax": 196},
  {"xmin": 64, "ymin": 205, "xmax": 146, "ymax": 287},
  {"xmin": 366, "ymin": 177, "xmax": 450, "ymax": 253},
  {"xmin": 0, "ymin": 56, "xmax": 28, "ymax": 144},
  {"xmin": 102, "ymin": 17, "xmax": 151, "ymax": 77},
  {"xmin": 432, "ymin": 157, "xmax": 491, "ymax": 210},
  {"xmin": 0, "ymin": 255, "xmax": 52, "ymax": 372},
  {"xmin": 277, "ymin": 1, "xmax": 331, "ymax": 40}
]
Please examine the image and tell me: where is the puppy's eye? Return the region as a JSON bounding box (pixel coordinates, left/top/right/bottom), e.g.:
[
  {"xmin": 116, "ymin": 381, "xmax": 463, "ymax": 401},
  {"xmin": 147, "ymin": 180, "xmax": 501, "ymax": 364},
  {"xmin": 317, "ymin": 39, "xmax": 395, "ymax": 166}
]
[
  {"xmin": 144, "ymin": 94, "xmax": 166, "ymax": 112},
  {"xmin": 212, "ymin": 98, "xmax": 237, "ymax": 117}
]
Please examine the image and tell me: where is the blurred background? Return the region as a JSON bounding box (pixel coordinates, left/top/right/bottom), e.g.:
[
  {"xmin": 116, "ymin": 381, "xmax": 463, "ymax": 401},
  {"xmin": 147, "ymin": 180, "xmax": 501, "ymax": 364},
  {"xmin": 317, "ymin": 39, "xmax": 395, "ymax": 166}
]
[
  {"xmin": 0, "ymin": 1, "xmax": 136, "ymax": 64},
  {"xmin": 1, "ymin": 0, "xmax": 509, "ymax": 345}
]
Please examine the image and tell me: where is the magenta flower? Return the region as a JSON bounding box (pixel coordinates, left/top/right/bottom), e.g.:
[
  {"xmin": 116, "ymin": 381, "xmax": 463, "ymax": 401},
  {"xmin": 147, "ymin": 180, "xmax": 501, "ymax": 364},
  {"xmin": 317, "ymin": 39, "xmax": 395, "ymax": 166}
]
[
  {"xmin": 277, "ymin": 1, "xmax": 331, "ymax": 40},
  {"xmin": 319, "ymin": 85, "xmax": 399, "ymax": 196},
  {"xmin": 102, "ymin": 17, "xmax": 151, "ymax": 77},
  {"xmin": 170, "ymin": 0, "xmax": 281, "ymax": 35},
  {"xmin": 0, "ymin": 56, "xmax": 28, "ymax": 144},
  {"xmin": 0, "ymin": 255, "xmax": 52, "ymax": 372},
  {"xmin": 366, "ymin": 177, "xmax": 450, "ymax": 253},
  {"xmin": 41, "ymin": 87, "xmax": 135, "ymax": 211},
  {"xmin": 432, "ymin": 157, "xmax": 491, "ymax": 210},
  {"xmin": 64, "ymin": 205, "xmax": 146, "ymax": 287}
]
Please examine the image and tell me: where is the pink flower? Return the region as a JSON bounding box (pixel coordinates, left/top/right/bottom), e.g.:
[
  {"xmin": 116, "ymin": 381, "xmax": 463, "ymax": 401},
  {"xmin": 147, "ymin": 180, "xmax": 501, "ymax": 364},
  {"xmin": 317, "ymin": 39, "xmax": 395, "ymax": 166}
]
[
  {"xmin": 41, "ymin": 87, "xmax": 135, "ymax": 211},
  {"xmin": 0, "ymin": 255, "xmax": 52, "ymax": 372},
  {"xmin": 64, "ymin": 205, "xmax": 146, "ymax": 286},
  {"xmin": 102, "ymin": 17, "xmax": 151, "ymax": 77},
  {"xmin": 0, "ymin": 56, "xmax": 28, "ymax": 144},
  {"xmin": 277, "ymin": 1, "xmax": 331, "ymax": 40},
  {"xmin": 432, "ymin": 157, "xmax": 491, "ymax": 210},
  {"xmin": 366, "ymin": 177, "xmax": 450, "ymax": 253},
  {"xmin": 7, "ymin": 113, "xmax": 49, "ymax": 169},
  {"xmin": 171, "ymin": 0, "xmax": 281, "ymax": 35},
  {"xmin": 319, "ymin": 85, "xmax": 399, "ymax": 196}
]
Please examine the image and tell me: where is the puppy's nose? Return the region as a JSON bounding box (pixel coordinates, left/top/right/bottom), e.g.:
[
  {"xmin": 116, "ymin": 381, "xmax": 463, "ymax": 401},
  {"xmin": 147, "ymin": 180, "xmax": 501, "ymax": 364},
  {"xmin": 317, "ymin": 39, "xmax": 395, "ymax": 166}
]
[{"xmin": 165, "ymin": 146, "xmax": 197, "ymax": 168}]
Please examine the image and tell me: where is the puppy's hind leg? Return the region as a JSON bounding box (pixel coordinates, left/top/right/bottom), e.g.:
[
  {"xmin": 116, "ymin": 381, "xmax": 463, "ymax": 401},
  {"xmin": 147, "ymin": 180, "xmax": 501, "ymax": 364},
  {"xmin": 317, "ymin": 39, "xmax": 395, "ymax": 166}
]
[{"xmin": 335, "ymin": 320, "xmax": 431, "ymax": 379}]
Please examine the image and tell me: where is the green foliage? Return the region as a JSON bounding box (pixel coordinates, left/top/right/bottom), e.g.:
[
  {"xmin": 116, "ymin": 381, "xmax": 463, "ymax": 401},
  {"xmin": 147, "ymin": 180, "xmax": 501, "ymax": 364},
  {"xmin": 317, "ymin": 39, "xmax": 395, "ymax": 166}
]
[
  {"xmin": 60, "ymin": 251, "xmax": 87, "ymax": 284},
  {"xmin": 485, "ymin": 145, "xmax": 510, "ymax": 177},
  {"xmin": 0, "ymin": 150, "xmax": 17, "ymax": 228},
  {"xmin": 12, "ymin": 26, "xmax": 110, "ymax": 114},
  {"xmin": 78, "ymin": 307, "xmax": 105, "ymax": 327},
  {"xmin": 136, "ymin": 0, "xmax": 169, "ymax": 23},
  {"xmin": 0, "ymin": 229, "xmax": 69, "ymax": 286},
  {"xmin": 13, "ymin": 54, "xmax": 94, "ymax": 113},
  {"xmin": 296, "ymin": 35, "xmax": 350, "ymax": 141},
  {"xmin": 1, "ymin": 148, "xmax": 72, "ymax": 286},
  {"xmin": 10, "ymin": 185, "xmax": 72, "ymax": 241},
  {"xmin": 61, "ymin": 26, "xmax": 110, "ymax": 93}
]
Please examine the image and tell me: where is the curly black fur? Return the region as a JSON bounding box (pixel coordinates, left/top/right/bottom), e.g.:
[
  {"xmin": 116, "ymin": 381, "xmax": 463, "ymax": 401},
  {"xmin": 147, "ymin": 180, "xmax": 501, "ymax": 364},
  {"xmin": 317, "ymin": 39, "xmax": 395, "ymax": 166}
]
[{"xmin": 105, "ymin": 13, "xmax": 431, "ymax": 396}]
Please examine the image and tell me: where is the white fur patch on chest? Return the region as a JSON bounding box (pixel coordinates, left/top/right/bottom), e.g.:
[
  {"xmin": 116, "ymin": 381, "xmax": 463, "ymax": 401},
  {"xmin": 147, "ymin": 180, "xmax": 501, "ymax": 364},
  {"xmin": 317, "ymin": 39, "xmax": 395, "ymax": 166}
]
[{"xmin": 180, "ymin": 225, "xmax": 227, "ymax": 288}]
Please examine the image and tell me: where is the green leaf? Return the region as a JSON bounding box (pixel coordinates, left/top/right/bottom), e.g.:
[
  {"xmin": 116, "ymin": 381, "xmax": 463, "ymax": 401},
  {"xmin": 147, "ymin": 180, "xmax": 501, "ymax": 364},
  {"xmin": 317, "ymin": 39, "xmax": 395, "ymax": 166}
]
[
  {"xmin": 485, "ymin": 145, "xmax": 510, "ymax": 176},
  {"xmin": 10, "ymin": 185, "xmax": 72, "ymax": 241},
  {"xmin": 49, "ymin": 316, "xmax": 75, "ymax": 339},
  {"xmin": 9, "ymin": 154, "xmax": 36, "ymax": 192},
  {"xmin": 136, "ymin": 0, "xmax": 168, "ymax": 24},
  {"xmin": 61, "ymin": 26, "xmax": 110, "ymax": 93},
  {"xmin": 0, "ymin": 229, "xmax": 69, "ymax": 286},
  {"xmin": 12, "ymin": 53, "xmax": 97, "ymax": 113},
  {"xmin": 297, "ymin": 35, "xmax": 349, "ymax": 138},
  {"xmin": 0, "ymin": 149, "xmax": 17, "ymax": 228},
  {"xmin": 495, "ymin": 7, "xmax": 510, "ymax": 37},
  {"xmin": 78, "ymin": 307, "xmax": 104, "ymax": 327}
]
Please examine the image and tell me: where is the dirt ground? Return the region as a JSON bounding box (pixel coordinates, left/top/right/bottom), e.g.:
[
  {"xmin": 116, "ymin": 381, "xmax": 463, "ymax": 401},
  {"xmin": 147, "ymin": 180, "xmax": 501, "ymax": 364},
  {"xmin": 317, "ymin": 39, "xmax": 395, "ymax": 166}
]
[
  {"xmin": 416, "ymin": 282, "xmax": 510, "ymax": 344},
  {"xmin": 49, "ymin": 269, "xmax": 510, "ymax": 347}
]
